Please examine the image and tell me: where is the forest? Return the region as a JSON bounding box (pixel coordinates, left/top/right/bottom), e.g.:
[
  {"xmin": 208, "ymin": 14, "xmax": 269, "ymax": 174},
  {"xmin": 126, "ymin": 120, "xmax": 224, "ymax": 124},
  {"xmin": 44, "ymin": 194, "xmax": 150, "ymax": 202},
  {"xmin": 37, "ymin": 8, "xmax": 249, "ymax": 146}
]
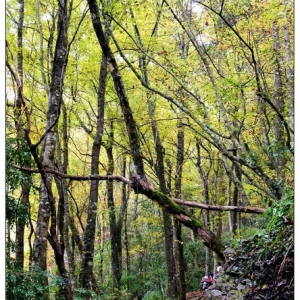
[{"xmin": 6, "ymin": 0, "xmax": 294, "ymax": 299}]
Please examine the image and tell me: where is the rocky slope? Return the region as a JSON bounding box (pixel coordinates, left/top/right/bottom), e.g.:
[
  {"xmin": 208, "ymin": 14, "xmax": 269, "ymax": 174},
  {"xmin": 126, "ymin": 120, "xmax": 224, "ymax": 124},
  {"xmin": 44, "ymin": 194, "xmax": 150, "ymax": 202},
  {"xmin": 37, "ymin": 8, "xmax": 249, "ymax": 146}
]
[{"xmin": 186, "ymin": 224, "xmax": 294, "ymax": 300}]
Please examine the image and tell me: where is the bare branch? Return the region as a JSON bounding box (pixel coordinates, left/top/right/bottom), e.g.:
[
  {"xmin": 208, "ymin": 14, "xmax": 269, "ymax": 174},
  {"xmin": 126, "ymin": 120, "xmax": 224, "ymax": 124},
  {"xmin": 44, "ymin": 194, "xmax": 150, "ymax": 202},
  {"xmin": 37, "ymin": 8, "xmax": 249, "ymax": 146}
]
[
  {"xmin": 172, "ymin": 198, "xmax": 266, "ymax": 214},
  {"xmin": 13, "ymin": 164, "xmax": 131, "ymax": 185}
]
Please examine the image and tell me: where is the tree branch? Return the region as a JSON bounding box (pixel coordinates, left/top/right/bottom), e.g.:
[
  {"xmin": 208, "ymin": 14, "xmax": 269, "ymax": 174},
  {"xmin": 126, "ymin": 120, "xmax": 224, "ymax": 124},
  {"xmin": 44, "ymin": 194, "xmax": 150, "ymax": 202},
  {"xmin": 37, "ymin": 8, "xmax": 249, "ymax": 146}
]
[
  {"xmin": 13, "ymin": 164, "xmax": 266, "ymax": 214},
  {"xmin": 13, "ymin": 164, "xmax": 131, "ymax": 184},
  {"xmin": 172, "ymin": 198, "xmax": 266, "ymax": 214}
]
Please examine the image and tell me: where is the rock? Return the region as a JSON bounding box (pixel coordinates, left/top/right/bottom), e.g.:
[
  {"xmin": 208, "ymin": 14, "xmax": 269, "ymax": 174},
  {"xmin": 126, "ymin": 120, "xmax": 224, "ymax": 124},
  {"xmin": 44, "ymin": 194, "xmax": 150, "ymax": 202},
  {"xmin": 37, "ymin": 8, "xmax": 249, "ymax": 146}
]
[
  {"xmin": 206, "ymin": 289, "xmax": 225, "ymax": 299},
  {"xmin": 240, "ymin": 278, "xmax": 252, "ymax": 287},
  {"xmin": 226, "ymin": 290, "xmax": 240, "ymax": 299},
  {"xmin": 223, "ymin": 248, "xmax": 235, "ymax": 258},
  {"xmin": 210, "ymin": 289, "xmax": 223, "ymax": 297}
]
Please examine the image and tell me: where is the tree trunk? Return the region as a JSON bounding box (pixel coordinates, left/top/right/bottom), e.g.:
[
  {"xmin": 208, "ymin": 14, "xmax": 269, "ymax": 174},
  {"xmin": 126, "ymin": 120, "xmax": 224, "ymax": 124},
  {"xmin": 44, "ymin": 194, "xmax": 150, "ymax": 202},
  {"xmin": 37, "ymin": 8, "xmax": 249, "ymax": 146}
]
[
  {"xmin": 283, "ymin": 0, "xmax": 294, "ymax": 137},
  {"xmin": 195, "ymin": 141, "xmax": 212, "ymax": 274},
  {"xmin": 14, "ymin": 0, "xmax": 33, "ymax": 271},
  {"xmin": 272, "ymin": 21, "xmax": 286, "ymax": 180},
  {"xmin": 97, "ymin": 210, "xmax": 105, "ymax": 287},
  {"xmin": 173, "ymin": 120, "xmax": 186, "ymax": 300},
  {"xmin": 79, "ymin": 53, "xmax": 106, "ymax": 294},
  {"xmin": 122, "ymin": 159, "xmax": 131, "ymax": 292},
  {"xmin": 32, "ymin": 1, "xmax": 72, "ymax": 298},
  {"xmin": 16, "ymin": 162, "xmax": 237, "ymax": 260},
  {"xmin": 105, "ymin": 124, "xmax": 122, "ymax": 299},
  {"xmin": 145, "ymin": 86, "xmax": 177, "ymax": 299},
  {"xmin": 54, "ymin": 102, "xmax": 76, "ymax": 293},
  {"xmin": 230, "ymin": 149, "xmax": 242, "ymax": 235}
]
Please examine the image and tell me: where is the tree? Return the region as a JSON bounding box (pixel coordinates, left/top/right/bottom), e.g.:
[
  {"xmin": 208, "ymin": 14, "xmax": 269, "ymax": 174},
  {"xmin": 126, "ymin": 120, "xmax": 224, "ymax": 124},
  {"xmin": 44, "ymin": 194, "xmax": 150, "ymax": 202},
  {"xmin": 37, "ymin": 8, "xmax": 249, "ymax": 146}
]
[
  {"xmin": 104, "ymin": 122, "xmax": 126, "ymax": 299},
  {"xmin": 173, "ymin": 118, "xmax": 187, "ymax": 300},
  {"xmin": 12, "ymin": 0, "xmax": 33, "ymax": 270}
]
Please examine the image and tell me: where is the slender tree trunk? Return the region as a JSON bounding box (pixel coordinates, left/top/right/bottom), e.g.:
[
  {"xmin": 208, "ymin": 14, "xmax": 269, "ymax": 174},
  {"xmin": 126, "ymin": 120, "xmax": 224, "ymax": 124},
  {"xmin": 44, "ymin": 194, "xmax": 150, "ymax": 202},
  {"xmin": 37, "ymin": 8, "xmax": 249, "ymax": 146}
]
[
  {"xmin": 15, "ymin": 183, "xmax": 31, "ymax": 269},
  {"xmin": 123, "ymin": 159, "xmax": 131, "ymax": 292},
  {"xmin": 79, "ymin": 53, "xmax": 106, "ymax": 294},
  {"xmin": 173, "ymin": 120, "xmax": 186, "ymax": 300},
  {"xmin": 226, "ymin": 176, "xmax": 233, "ymax": 234},
  {"xmin": 230, "ymin": 149, "xmax": 242, "ymax": 235},
  {"xmin": 217, "ymin": 210, "xmax": 223, "ymax": 239},
  {"xmin": 195, "ymin": 141, "xmax": 212, "ymax": 274},
  {"xmin": 105, "ymin": 123, "xmax": 122, "ymax": 299},
  {"xmin": 62, "ymin": 104, "xmax": 75, "ymax": 289},
  {"xmin": 104, "ymin": 134, "xmax": 129, "ymax": 299},
  {"xmin": 54, "ymin": 102, "xmax": 76, "ymax": 293},
  {"xmin": 14, "ymin": 0, "xmax": 33, "ymax": 270},
  {"xmin": 32, "ymin": 1, "xmax": 72, "ymax": 298},
  {"xmin": 162, "ymin": 211, "xmax": 177, "ymax": 298},
  {"xmin": 283, "ymin": 0, "xmax": 294, "ymax": 136},
  {"xmin": 97, "ymin": 211, "xmax": 105, "ymax": 287},
  {"xmin": 145, "ymin": 92, "xmax": 178, "ymax": 299},
  {"xmin": 221, "ymin": 155, "xmax": 240, "ymax": 235},
  {"xmin": 154, "ymin": 123, "xmax": 177, "ymax": 298},
  {"xmin": 14, "ymin": 0, "xmax": 25, "ymax": 268},
  {"xmin": 272, "ymin": 21, "xmax": 286, "ymax": 180}
]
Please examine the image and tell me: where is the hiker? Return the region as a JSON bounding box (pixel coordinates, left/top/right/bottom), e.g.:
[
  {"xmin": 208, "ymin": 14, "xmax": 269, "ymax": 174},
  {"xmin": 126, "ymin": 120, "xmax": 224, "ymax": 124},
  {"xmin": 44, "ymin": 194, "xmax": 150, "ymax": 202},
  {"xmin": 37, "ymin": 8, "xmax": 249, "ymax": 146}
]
[
  {"xmin": 216, "ymin": 262, "xmax": 223, "ymax": 273},
  {"xmin": 200, "ymin": 272, "xmax": 214, "ymax": 290}
]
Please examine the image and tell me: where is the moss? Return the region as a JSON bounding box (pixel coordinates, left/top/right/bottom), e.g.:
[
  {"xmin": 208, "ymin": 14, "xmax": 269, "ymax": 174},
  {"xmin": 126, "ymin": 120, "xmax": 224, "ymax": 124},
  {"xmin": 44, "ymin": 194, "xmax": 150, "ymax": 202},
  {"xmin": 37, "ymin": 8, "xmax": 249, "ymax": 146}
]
[
  {"xmin": 148, "ymin": 189, "xmax": 185, "ymax": 214},
  {"xmin": 141, "ymin": 187, "xmax": 225, "ymax": 261}
]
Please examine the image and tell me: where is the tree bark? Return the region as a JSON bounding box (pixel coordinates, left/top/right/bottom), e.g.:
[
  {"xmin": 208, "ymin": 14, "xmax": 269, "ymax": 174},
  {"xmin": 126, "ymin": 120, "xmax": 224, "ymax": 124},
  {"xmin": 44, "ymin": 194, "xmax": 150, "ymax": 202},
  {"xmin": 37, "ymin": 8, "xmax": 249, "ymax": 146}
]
[{"xmin": 14, "ymin": 164, "xmax": 267, "ymax": 215}]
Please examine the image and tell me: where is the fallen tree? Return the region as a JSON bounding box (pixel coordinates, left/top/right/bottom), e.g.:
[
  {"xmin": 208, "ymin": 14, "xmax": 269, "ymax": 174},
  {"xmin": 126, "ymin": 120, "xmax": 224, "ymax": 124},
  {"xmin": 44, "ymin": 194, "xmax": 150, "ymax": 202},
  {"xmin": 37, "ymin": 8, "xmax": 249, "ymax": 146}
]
[
  {"xmin": 13, "ymin": 164, "xmax": 269, "ymax": 261},
  {"xmin": 13, "ymin": 164, "xmax": 266, "ymax": 215}
]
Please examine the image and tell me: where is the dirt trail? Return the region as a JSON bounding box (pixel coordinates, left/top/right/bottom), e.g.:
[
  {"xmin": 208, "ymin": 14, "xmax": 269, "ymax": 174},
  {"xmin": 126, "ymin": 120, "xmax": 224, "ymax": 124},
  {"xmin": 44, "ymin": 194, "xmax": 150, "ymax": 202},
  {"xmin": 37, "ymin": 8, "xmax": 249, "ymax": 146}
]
[{"xmin": 186, "ymin": 290, "xmax": 207, "ymax": 300}]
